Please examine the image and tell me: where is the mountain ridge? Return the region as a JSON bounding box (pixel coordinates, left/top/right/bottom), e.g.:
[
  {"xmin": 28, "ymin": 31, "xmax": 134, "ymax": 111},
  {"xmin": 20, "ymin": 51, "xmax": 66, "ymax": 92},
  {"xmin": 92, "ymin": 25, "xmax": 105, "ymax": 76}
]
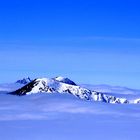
[
  {"xmin": 16, "ymin": 77, "xmax": 32, "ymax": 85},
  {"xmin": 10, "ymin": 77, "xmax": 140, "ymax": 104}
]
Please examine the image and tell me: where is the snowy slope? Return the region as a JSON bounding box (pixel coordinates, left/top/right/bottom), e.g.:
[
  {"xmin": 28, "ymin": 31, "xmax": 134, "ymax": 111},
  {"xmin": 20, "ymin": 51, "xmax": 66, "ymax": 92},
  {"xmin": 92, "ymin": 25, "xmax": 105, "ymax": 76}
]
[
  {"xmin": 54, "ymin": 76, "xmax": 77, "ymax": 85},
  {"xmin": 10, "ymin": 77, "xmax": 130, "ymax": 104}
]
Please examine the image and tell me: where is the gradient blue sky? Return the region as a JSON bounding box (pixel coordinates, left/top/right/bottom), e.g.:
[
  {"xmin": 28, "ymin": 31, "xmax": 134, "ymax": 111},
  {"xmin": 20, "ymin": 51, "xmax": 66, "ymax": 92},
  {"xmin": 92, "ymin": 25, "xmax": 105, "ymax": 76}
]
[{"xmin": 0, "ymin": 0, "xmax": 140, "ymax": 88}]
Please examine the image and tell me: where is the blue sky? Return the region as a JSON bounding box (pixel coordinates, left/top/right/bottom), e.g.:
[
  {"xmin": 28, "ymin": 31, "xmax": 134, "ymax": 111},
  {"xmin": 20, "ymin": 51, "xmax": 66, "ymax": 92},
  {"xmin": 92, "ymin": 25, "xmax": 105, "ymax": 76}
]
[{"xmin": 0, "ymin": 0, "xmax": 140, "ymax": 88}]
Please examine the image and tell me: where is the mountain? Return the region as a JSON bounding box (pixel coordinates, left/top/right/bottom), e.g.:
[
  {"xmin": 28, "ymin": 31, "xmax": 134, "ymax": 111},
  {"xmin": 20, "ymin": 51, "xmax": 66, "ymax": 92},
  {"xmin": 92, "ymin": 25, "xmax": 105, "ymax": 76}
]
[
  {"xmin": 16, "ymin": 77, "xmax": 32, "ymax": 85},
  {"xmin": 54, "ymin": 76, "xmax": 77, "ymax": 85},
  {"xmin": 0, "ymin": 77, "xmax": 33, "ymax": 93},
  {"xmin": 10, "ymin": 77, "xmax": 130, "ymax": 104}
]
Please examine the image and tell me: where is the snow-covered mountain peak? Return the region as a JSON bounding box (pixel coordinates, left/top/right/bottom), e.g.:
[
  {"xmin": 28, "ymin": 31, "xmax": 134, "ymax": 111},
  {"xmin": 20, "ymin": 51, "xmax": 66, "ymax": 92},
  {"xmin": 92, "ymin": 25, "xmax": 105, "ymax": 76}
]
[
  {"xmin": 54, "ymin": 76, "xmax": 65, "ymax": 81},
  {"xmin": 15, "ymin": 77, "xmax": 89, "ymax": 98},
  {"xmin": 54, "ymin": 76, "xmax": 77, "ymax": 85},
  {"xmin": 10, "ymin": 77, "xmax": 132, "ymax": 104},
  {"xmin": 16, "ymin": 77, "xmax": 32, "ymax": 85}
]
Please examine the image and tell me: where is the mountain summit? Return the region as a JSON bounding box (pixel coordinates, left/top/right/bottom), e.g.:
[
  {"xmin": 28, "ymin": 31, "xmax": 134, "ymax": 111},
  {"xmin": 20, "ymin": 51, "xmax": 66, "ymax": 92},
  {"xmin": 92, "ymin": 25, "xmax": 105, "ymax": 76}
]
[
  {"xmin": 10, "ymin": 77, "xmax": 130, "ymax": 104},
  {"xmin": 54, "ymin": 76, "xmax": 77, "ymax": 85},
  {"xmin": 16, "ymin": 77, "xmax": 32, "ymax": 85}
]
